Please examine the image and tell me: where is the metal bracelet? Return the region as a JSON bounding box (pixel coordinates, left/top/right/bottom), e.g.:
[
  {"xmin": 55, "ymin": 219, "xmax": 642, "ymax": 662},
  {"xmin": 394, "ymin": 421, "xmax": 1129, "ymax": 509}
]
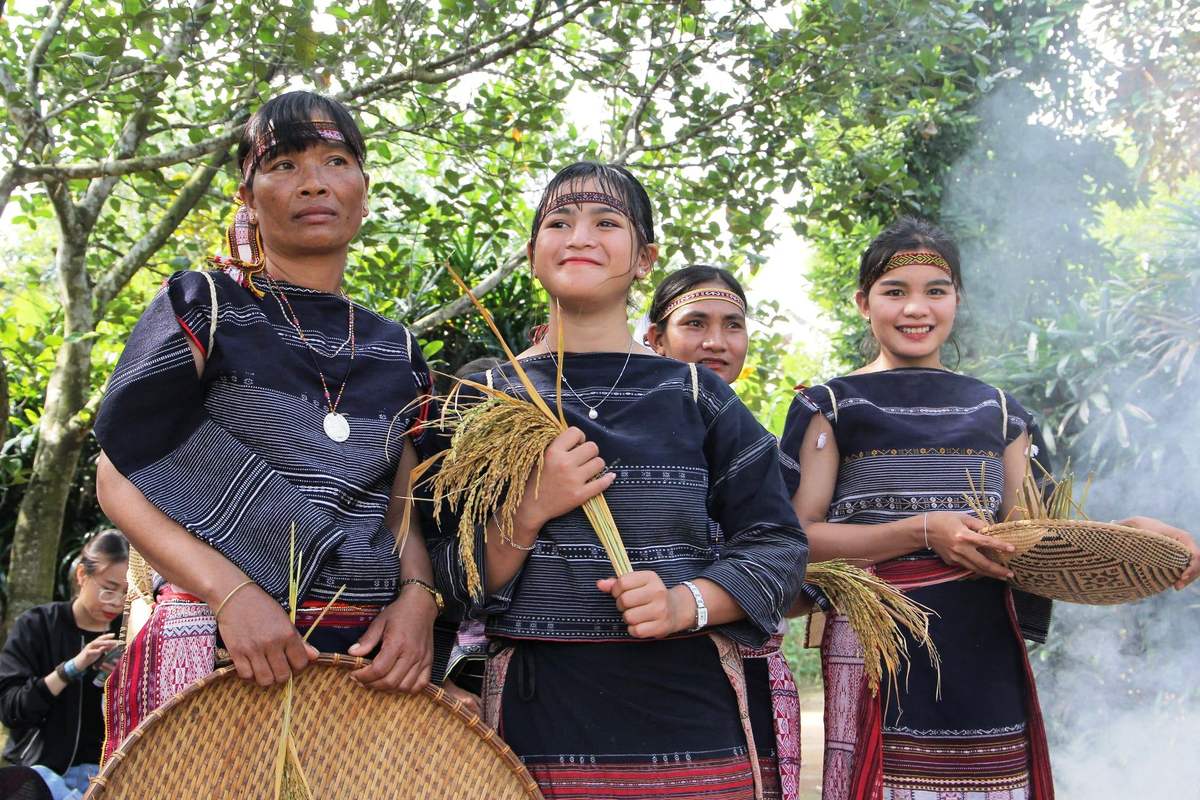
[
  {"xmin": 400, "ymin": 578, "xmax": 445, "ymax": 613},
  {"xmin": 680, "ymin": 580, "xmax": 708, "ymax": 632}
]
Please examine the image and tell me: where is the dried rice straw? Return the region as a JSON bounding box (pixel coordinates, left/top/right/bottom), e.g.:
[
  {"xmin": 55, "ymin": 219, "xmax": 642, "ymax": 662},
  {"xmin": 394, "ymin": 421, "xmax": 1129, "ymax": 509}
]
[
  {"xmin": 274, "ymin": 523, "xmax": 313, "ymax": 800},
  {"xmin": 272, "ymin": 524, "xmax": 346, "ymax": 800},
  {"xmin": 409, "ymin": 266, "xmax": 632, "ymax": 599},
  {"xmin": 963, "ymin": 456, "xmax": 1090, "ymax": 527},
  {"xmin": 805, "ymin": 560, "xmax": 940, "ymax": 697}
]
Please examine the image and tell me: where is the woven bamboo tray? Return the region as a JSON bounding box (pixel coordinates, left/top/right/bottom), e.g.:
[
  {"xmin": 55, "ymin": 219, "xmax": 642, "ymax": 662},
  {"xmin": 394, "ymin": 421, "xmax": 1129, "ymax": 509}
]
[
  {"xmin": 982, "ymin": 519, "xmax": 1191, "ymax": 605},
  {"xmin": 85, "ymin": 654, "xmax": 542, "ymax": 799}
]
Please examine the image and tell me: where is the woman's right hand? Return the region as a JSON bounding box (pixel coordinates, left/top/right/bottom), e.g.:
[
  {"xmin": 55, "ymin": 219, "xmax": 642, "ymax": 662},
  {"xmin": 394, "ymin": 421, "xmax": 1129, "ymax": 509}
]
[
  {"xmin": 72, "ymin": 633, "xmax": 121, "ymax": 671},
  {"xmin": 511, "ymin": 427, "xmax": 615, "ymax": 537},
  {"xmin": 923, "ymin": 512, "xmax": 1015, "ymax": 580},
  {"xmin": 216, "ymin": 583, "xmax": 317, "ymax": 687},
  {"xmin": 442, "ymin": 679, "xmax": 483, "ymax": 718}
]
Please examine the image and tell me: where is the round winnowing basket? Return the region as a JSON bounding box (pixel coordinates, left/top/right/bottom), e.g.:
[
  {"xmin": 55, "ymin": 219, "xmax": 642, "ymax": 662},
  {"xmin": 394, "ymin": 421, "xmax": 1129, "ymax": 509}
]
[
  {"xmin": 982, "ymin": 519, "xmax": 1191, "ymax": 605},
  {"xmin": 85, "ymin": 655, "xmax": 542, "ymax": 800}
]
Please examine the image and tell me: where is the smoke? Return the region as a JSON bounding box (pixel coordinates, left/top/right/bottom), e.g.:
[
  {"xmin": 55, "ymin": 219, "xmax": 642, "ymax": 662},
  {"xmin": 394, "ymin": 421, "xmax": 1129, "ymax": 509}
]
[{"xmin": 938, "ymin": 31, "xmax": 1200, "ymax": 799}]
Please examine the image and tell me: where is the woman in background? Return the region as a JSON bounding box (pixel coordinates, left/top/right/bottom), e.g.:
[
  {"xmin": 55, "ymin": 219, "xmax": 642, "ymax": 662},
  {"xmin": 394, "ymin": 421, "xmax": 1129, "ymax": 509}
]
[
  {"xmin": 0, "ymin": 531, "xmax": 127, "ymax": 800},
  {"xmin": 647, "ymin": 264, "xmax": 809, "ymax": 800}
]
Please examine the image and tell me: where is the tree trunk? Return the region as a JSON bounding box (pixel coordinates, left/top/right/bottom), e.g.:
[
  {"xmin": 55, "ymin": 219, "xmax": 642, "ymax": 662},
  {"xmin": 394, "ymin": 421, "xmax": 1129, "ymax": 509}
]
[
  {"xmin": 0, "ymin": 347, "xmax": 8, "ymax": 454},
  {"xmin": 3, "ymin": 236, "xmax": 94, "ymax": 632}
]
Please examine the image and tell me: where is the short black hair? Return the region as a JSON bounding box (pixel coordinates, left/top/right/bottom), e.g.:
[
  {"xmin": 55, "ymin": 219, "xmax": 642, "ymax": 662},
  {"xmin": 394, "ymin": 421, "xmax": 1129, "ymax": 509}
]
[
  {"xmin": 649, "ymin": 265, "xmax": 747, "ymax": 331},
  {"xmin": 530, "ymin": 162, "xmax": 656, "ymax": 251},
  {"xmin": 858, "ymin": 216, "xmax": 962, "ymax": 292},
  {"xmin": 237, "ymin": 91, "xmax": 366, "ymax": 186}
]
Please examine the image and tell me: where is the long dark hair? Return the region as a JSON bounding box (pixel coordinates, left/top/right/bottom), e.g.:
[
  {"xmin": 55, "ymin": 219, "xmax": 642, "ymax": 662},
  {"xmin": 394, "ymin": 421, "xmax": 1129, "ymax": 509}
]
[
  {"xmin": 858, "ymin": 216, "xmax": 964, "ymax": 365},
  {"xmin": 858, "ymin": 216, "xmax": 963, "ymax": 292},
  {"xmin": 649, "ymin": 265, "xmax": 747, "ymax": 332},
  {"xmin": 237, "ymin": 91, "xmax": 367, "ymax": 187},
  {"xmin": 529, "ymin": 162, "xmax": 656, "ymax": 260}
]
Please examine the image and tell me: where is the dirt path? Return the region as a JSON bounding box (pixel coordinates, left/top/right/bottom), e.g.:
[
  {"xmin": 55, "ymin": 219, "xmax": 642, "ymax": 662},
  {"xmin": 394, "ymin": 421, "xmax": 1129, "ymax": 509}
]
[{"xmin": 796, "ymin": 683, "xmax": 825, "ymax": 799}]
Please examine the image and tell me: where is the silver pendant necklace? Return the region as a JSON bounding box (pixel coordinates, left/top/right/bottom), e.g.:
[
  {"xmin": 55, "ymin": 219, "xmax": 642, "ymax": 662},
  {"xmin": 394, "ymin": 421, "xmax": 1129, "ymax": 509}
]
[
  {"xmin": 545, "ymin": 338, "xmax": 635, "ymax": 420},
  {"xmin": 265, "ymin": 275, "xmax": 356, "ymax": 442}
]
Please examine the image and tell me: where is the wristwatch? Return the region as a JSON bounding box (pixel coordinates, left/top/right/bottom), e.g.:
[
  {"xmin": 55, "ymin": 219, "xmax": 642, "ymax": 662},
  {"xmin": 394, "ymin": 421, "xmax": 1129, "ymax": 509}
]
[
  {"xmin": 400, "ymin": 578, "xmax": 444, "ymax": 613},
  {"xmin": 681, "ymin": 580, "xmax": 708, "ymax": 632}
]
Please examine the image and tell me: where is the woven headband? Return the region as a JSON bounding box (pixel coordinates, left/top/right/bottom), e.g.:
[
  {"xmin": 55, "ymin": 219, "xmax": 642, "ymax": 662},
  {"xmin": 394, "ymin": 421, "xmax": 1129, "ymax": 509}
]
[
  {"xmin": 241, "ymin": 119, "xmax": 353, "ymax": 182},
  {"xmin": 215, "ymin": 120, "xmax": 360, "ymax": 295},
  {"xmin": 882, "ymin": 250, "xmax": 952, "ymax": 276},
  {"xmin": 658, "ymin": 288, "xmax": 746, "ymax": 323},
  {"xmin": 534, "ymin": 191, "xmax": 650, "ymax": 242}
]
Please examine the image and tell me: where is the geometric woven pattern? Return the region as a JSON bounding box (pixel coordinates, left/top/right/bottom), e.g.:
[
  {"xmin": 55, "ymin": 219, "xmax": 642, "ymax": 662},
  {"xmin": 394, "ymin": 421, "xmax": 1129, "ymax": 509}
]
[
  {"xmin": 982, "ymin": 520, "xmax": 1190, "ymax": 605},
  {"xmin": 86, "ymin": 655, "xmax": 543, "ymax": 799}
]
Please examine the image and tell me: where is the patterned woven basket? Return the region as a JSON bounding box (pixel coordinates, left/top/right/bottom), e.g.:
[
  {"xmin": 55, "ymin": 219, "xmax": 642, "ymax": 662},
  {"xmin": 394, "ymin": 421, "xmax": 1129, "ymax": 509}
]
[
  {"xmin": 981, "ymin": 519, "xmax": 1191, "ymax": 605},
  {"xmin": 86, "ymin": 654, "xmax": 542, "ymax": 799}
]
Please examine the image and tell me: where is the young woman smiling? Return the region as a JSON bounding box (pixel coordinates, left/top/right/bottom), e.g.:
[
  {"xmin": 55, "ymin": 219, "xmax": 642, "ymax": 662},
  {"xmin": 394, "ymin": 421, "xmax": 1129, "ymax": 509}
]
[
  {"xmin": 778, "ymin": 217, "xmax": 1199, "ymax": 800},
  {"xmin": 430, "ymin": 163, "xmax": 808, "ymax": 799}
]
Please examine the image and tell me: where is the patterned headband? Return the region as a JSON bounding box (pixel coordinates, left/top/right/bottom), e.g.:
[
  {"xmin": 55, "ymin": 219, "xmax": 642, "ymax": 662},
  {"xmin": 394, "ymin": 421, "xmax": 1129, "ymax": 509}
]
[
  {"xmin": 241, "ymin": 119, "xmax": 353, "ymax": 182},
  {"xmin": 215, "ymin": 120, "xmax": 360, "ymax": 296},
  {"xmin": 882, "ymin": 250, "xmax": 952, "ymax": 276},
  {"xmin": 658, "ymin": 288, "xmax": 746, "ymax": 323},
  {"xmin": 535, "ymin": 191, "xmax": 650, "ymax": 242}
]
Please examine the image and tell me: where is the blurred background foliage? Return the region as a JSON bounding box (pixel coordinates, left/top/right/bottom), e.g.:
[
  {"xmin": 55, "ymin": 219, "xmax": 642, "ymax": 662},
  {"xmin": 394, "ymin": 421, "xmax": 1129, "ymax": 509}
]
[{"xmin": 1, "ymin": 5, "xmax": 1198, "ymax": 775}]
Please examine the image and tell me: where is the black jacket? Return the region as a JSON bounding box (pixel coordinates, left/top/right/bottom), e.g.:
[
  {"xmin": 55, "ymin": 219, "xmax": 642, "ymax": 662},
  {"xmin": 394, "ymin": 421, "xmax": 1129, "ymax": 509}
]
[{"xmin": 0, "ymin": 602, "xmax": 117, "ymax": 771}]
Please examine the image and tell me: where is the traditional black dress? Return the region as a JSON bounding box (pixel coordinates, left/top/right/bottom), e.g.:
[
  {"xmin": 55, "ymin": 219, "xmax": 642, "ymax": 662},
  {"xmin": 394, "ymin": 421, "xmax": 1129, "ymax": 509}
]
[
  {"xmin": 93, "ymin": 269, "xmax": 440, "ymax": 755},
  {"xmin": 778, "ymin": 368, "xmax": 1054, "ymax": 800},
  {"xmin": 429, "ymin": 352, "xmax": 809, "ymax": 799}
]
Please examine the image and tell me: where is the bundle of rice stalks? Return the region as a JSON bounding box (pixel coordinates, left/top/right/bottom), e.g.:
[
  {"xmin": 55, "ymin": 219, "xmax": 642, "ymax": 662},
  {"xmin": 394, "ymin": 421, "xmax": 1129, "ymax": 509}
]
[
  {"xmin": 805, "ymin": 560, "xmax": 939, "ymax": 697},
  {"xmin": 965, "ymin": 457, "xmax": 1190, "ymax": 604},
  {"xmin": 409, "ymin": 267, "xmax": 632, "ymax": 599}
]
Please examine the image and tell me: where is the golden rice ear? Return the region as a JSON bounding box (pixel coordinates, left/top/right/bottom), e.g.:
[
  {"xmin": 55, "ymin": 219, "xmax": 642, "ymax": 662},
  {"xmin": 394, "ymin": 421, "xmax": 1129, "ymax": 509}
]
[
  {"xmin": 805, "ymin": 560, "xmax": 940, "ymax": 698},
  {"xmin": 433, "ymin": 263, "xmax": 633, "ymax": 585}
]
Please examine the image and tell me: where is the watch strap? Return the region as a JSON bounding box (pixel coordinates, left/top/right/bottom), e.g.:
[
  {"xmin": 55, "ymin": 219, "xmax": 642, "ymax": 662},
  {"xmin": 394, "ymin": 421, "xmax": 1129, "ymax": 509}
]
[{"xmin": 681, "ymin": 580, "xmax": 708, "ymax": 631}]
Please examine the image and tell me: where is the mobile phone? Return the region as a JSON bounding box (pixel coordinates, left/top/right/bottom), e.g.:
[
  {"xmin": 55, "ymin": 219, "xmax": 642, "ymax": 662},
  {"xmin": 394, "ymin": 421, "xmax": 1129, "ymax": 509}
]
[{"xmin": 91, "ymin": 643, "xmax": 126, "ymax": 687}]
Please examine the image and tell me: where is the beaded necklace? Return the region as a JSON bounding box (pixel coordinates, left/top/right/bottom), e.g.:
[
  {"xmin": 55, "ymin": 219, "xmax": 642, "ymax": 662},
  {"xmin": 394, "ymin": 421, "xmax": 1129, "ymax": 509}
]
[{"xmin": 264, "ymin": 274, "xmax": 356, "ymax": 442}]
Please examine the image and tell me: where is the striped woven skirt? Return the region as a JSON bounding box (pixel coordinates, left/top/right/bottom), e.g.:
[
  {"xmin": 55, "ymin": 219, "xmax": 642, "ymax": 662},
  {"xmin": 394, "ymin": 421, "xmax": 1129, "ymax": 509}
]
[
  {"xmin": 820, "ymin": 560, "xmax": 1053, "ymax": 800},
  {"xmin": 101, "ymin": 584, "xmax": 382, "ymax": 764},
  {"xmin": 741, "ymin": 632, "xmax": 801, "ymax": 800},
  {"xmin": 485, "ymin": 634, "xmax": 782, "ymax": 799}
]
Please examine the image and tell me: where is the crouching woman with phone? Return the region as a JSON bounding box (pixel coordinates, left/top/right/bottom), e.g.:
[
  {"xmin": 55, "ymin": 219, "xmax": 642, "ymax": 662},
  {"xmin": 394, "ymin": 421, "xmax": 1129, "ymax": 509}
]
[{"xmin": 0, "ymin": 530, "xmax": 128, "ymax": 800}]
